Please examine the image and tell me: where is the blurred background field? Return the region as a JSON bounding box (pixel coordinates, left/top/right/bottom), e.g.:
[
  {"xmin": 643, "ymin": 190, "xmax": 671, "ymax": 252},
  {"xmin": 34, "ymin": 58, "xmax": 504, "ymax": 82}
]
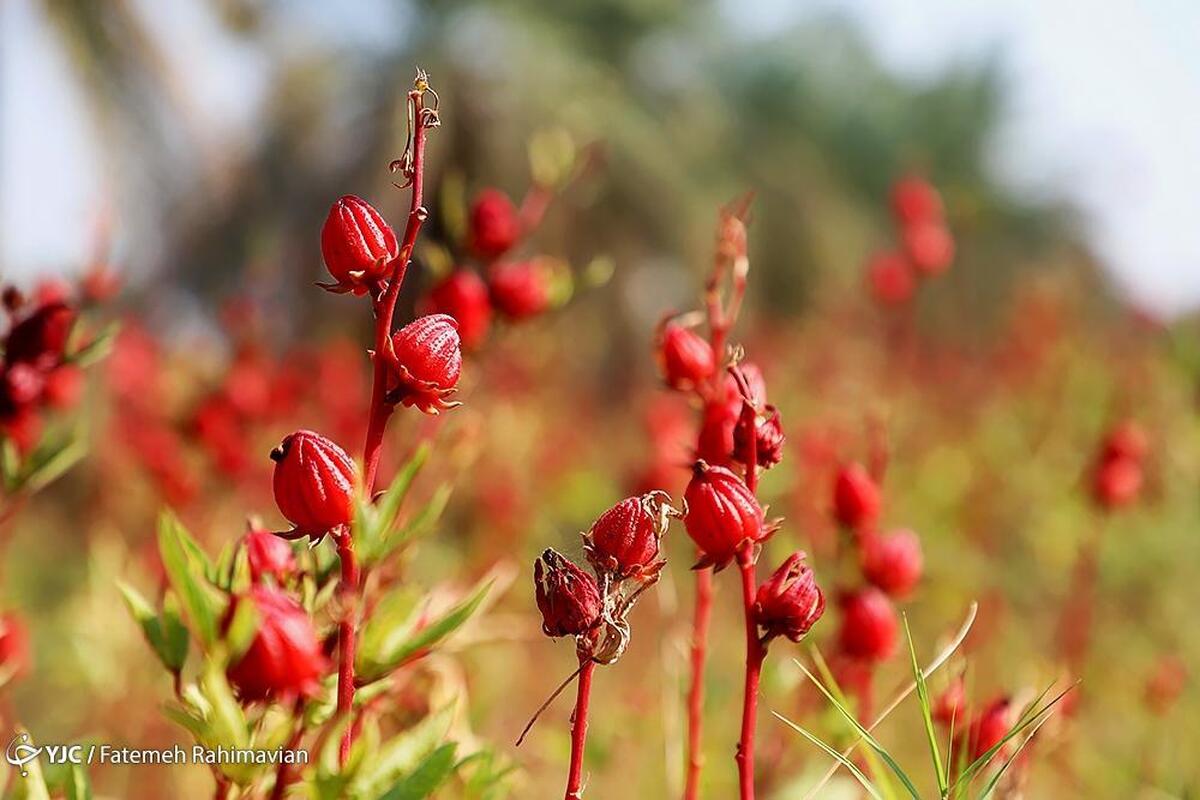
[{"xmin": 2, "ymin": 1, "xmax": 1200, "ymax": 798}]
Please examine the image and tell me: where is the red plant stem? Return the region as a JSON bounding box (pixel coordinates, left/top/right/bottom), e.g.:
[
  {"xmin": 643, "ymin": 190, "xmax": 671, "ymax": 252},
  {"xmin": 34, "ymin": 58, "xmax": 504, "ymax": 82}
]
[
  {"xmin": 683, "ymin": 565, "xmax": 712, "ymax": 800},
  {"xmin": 334, "ymin": 527, "xmax": 360, "ymax": 764},
  {"xmin": 736, "ymin": 550, "xmax": 765, "ymax": 800},
  {"xmin": 565, "ymin": 655, "xmax": 596, "ymax": 800}
]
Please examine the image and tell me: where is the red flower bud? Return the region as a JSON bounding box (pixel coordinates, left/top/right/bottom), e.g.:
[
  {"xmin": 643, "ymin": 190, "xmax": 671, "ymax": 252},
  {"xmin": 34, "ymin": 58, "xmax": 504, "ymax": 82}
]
[
  {"xmin": 833, "ymin": 462, "xmax": 881, "ymax": 532},
  {"xmin": 1144, "ymin": 655, "xmax": 1187, "ymax": 716},
  {"xmin": 487, "ymin": 261, "xmax": 551, "ymax": 320},
  {"xmin": 3, "ymin": 363, "xmax": 45, "ymax": 407},
  {"xmin": 583, "ymin": 491, "xmax": 676, "ymax": 581},
  {"xmin": 866, "ymin": 252, "xmax": 916, "ymax": 306},
  {"xmin": 1101, "ymin": 420, "xmax": 1148, "ymax": 464},
  {"xmin": 469, "ymin": 189, "xmax": 521, "ymax": 260},
  {"xmin": 956, "ymin": 697, "xmax": 1012, "ymax": 763},
  {"xmin": 1092, "ymin": 456, "xmax": 1142, "ymax": 510},
  {"xmin": 860, "ymin": 529, "xmax": 923, "ymax": 598},
  {"xmin": 226, "ymin": 586, "xmax": 328, "ymax": 702},
  {"xmin": 388, "ymin": 314, "xmax": 462, "ymax": 413},
  {"xmin": 733, "ymin": 404, "xmax": 785, "ymax": 470},
  {"xmin": 838, "ymin": 588, "xmax": 897, "ymax": 662},
  {"xmin": 0, "ymin": 612, "xmax": 31, "ymax": 682},
  {"xmin": 534, "ymin": 549, "xmax": 602, "ymax": 638},
  {"xmin": 890, "ymin": 176, "xmax": 944, "ymax": 226},
  {"xmin": 657, "ymin": 322, "xmax": 715, "ymax": 391},
  {"xmin": 320, "ymin": 195, "xmax": 399, "ymax": 293},
  {"xmin": 754, "ymin": 552, "xmax": 825, "ymax": 643},
  {"xmin": 0, "ymin": 407, "xmax": 42, "ymax": 454},
  {"xmin": 683, "ymin": 461, "xmax": 769, "ymax": 568},
  {"xmin": 933, "ymin": 675, "xmax": 967, "ymax": 726},
  {"xmin": 5, "ymin": 302, "xmax": 75, "ymax": 368},
  {"xmin": 42, "ymin": 365, "xmax": 83, "ymax": 409},
  {"xmin": 902, "ymin": 221, "xmax": 954, "ymax": 277},
  {"xmin": 244, "ymin": 529, "xmax": 297, "ymax": 584},
  {"xmin": 424, "ymin": 269, "xmax": 492, "ymax": 349},
  {"xmin": 270, "ymin": 430, "xmax": 357, "ymax": 536},
  {"xmin": 695, "ymin": 399, "xmax": 738, "ymax": 467}
]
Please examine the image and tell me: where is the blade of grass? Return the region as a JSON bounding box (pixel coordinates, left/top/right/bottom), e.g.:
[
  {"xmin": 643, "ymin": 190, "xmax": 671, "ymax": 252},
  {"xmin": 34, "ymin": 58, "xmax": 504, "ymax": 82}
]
[
  {"xmin": 977, "ymin": 709, "xmax": 1056, "ymax": 799},
  {"xmin": 773, "ymin": 711, "xmax": 884, "ymax": 800},
  {"xmin": 904, "ymin": 614, "xmax": 946, "ymax": 793}
]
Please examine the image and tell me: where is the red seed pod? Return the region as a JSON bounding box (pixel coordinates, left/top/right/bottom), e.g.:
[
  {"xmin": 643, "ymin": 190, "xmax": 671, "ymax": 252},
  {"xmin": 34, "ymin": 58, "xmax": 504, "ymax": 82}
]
[
  {"xmin": 3, "ymin": 363, "xmax": 45, "ymax": 407},
  {"xmin": 890, "ymin": 175, "xmax": 944, "ymax": 226},
  {"xmin": 695, "ymin": 399, "xmax": 738, "ymax": 467},
  {"xmin": 244, "ymin": 529, "xmax": 297, "ymax": 585},
  {"xmin": 534, "ymin": 549, "xmax": 602, "ymax": 638},
  {"xmin": 320, "ymin": 195, "xmax": 399, "ymax": 293},
  {"xmin": 468, "ymin": 189, "xmax": 521, "ymax": 261},
  {"xmin": 0, "ymin": 612, "xmax": 31, "ymax": 682},
  {"xmin": 683, "ymin": 461, "xmax": 770, "ymax": 568},
  {"xmin": 487, "ymin": 261, "xmax": 551, "ymax": 320},
  {"xmin": 754, "ymin": 552, "xmax": 826, "ymax": 643},
  {"xmin": 860, "ymin": 529, "xmax": 923, "ymax": 598},
  {"xmin": 833, "ymin": 462, "xmax": 882, "ymax": 532},
  {"xmin": 388, "ymin": 314, "xmax": 462, "ymax": 414},
  {"xmin": 270, "ymin": 430, "xmax": 358, "ymax": 536},
  {"xmin": 955, "ymin": 697, "xmax": 1013, "ymax": 763},
  {"xmin": 583, "ymin": 491, "xmax": 676, "ymax": 581},
  {"xmin": 657, "ymin": 321, "xmax": 716, "ymax": 392},
  {"xmin": 1100, "ymin": 420, "xmax": 1148, "ymax": 464},
  {"xmin": 1092, "ymin": 456, "xmax": 1142, "ymax": 510},
  {"xmin": 424, "ymin": 269, "xmax": 492, "ymax": 349},
  {"xmin": 226, "ymin": 586, "xmax": 328, "ymax": 702},
  {"xmin": 733, "ymin": 404, "xmax": 785, "ymax": 470},
  {"xmin": 838, "ymin": 588, "xmax": 898, "ymax": 662},
  {"xmin": 5, "ymin": 302, "xmax": 75, "ymax": 368},
  {"xmin": 866, "ymin": 251, "xmax": 916, "ymax": 306},
  {"xmin": 41, "ymin": 365, "xmax": 83, "ymax": 409},
  {"xmin": 902, "ymin": 221, "xmax": 955, "ymax": 277}
]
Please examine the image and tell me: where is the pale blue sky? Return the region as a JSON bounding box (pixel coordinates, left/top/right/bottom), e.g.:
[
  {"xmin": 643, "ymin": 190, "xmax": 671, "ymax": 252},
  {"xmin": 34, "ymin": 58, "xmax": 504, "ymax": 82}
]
[{"xmin": 4, "ymin": 0, "xmax": 1200, "ymax": 315}]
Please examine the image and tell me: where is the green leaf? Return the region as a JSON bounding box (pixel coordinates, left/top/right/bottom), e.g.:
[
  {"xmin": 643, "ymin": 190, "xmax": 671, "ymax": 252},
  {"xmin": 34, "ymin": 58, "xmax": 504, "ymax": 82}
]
[
  {"xmin": 223, "ymin": 596, "xmax": 259, "ymax": 662},
  {"xmin": 22, "ymin": 436, "xmax": 87, "ymax": 493},
  {"xmin": 379, "ymin": 743, "xmax": 459, "ymax": 800},
  {"xmin": 375, "ymin": 443, "xmax": 432, "ymax": 536},
  {"xmin": 773, "ymin": 712, "xmax": 882, "ymax": 800},
  {"xmin": 157, "ymin": 511, "xmax": 223, "ymax": 646},
  {"xmin": 68, "ymin": 321, "xmax": 119, "ymax": 367},
  {"xmin": 63, "ymin": 765, "xmax": 92, "ymax": 800},
  {"xmin": 357, "ymin": 578, "xmax": 492, "ymax": 684},
  {"xmin": 368, "ymin": 482, "xmax": 452, "ymax": 565},
  {"xmin": 351, "ymin": 705, "xmax": 455, "ymax": 799},
  {"xmin": 117, "ymin": 582, "xmax": 189, "ymax": 673},
  {"xmin": 903, "ymin": 615, "xmax": 946, "ymax": 792}
]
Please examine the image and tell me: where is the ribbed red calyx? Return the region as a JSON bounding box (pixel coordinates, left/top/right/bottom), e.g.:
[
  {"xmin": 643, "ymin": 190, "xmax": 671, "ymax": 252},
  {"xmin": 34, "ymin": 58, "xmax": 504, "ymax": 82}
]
[
  {"xmin": 584, "ymin": 491, "xmax": 674, "ymax": 581},
  {"xmin": 244, "ymin": 528, "xmax": 298, "ymax": 584},
  {"xmin": 534, "ymin": 549, "xmax": 602, "ymax": 639},
  {"xmin": 860, "ymin": 528, "xmax": 923, "ymax": 598},
  {"xmin": 658, "ymin": 321, "xmax": 716, "ymax": 391},
  {"xmin": 683, "ymin": 460, "xmax": 768, "ymax": 569},
  {"xmin": 425, "ymin": 269, "xmax": 492, "ymax": 349},
  {"xmin": 832, "ymin": 462, "xmax": 881, "ymax": 532},
  {"xmin": 320, "ymin": 195, "xmax": 399, "ymax": 293},
  {"xmin": 226, "ymin": 585, "xmax": 328, "ymax": 702},
  {"xmin": 733, "ymin": 404, "xmax": 785, "ymax": 470},
  {"xmin": 468, "ymin": 189, "xmax": 520, "ymax": 261},
  {"xmin": 754, "ymin": 552, "xmax": 825, "ymax": 643},
  {"xmin": 270, "ymin": 429, "xmax": 358, "ymax": 536},
  {"xmin": 388, "ymin": 313, "xmax": 463, "ymax": 414},
  {"xmin": 837, "ymin": 587, "xmax": 898, "ymax": 662}
]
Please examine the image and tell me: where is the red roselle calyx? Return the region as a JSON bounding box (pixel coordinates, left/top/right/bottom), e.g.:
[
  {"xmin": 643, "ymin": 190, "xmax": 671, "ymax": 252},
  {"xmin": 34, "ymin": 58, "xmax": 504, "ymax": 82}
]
[
  {"xmin": 838, "ymin": 587, "xmax": 899, "ymax": 662},
  {"xmin": 244, "ymin": 528, "xmax": 298, "ymax": 585},
  {"xmin": 320, "ymin": 195, "xmax": 399, "ymax": 294},
  {"xmin": 487, "ymin": 260, "xmax": 551, "ymax": 320},
  {"xmin": 866, "ymin": 251, "xmax": 916, "ymax": 307},
  {"xmin": 0, "ymin": 612, "xmax": 31, "ymax": 682},
  {"xmin": 956, "ymin": 697, "xmax": 1013, "ymax": 763},
  {"xmin": 902, "ymin": 221, "xmax": 955, "ymax": 277},
  {"xmin": 270, "ymin": 430, "xmax": 358, "ymax": 537},
  {"xmin": 683, "ymin": 460, "xmax": 774, "ymax": 569},
  {"xmin": 833, "ymin": 462, "xmax": 881, "ymax": 533},
  {"xmin": 534, "ymin": 549, "xmax": 602, "ymax": 641},
  {"xmin": 5, "ymin": 302, "xmax": 76, "ymax": 369},
  {"xmin": 754, "ymin": 552, "xmax": 825, "ymax": 644},
  {"xmin": 387, "ymin": 313, "xmax": 463, "ymax": 413},
  {"xmin": 583, "ymin": 491, "xmax": 678, "ymax": 582},
  {"xmin": 425, "ymin": 269, "xmax": 492, "ymax": 349},
  {"xmin": 933, "ymin": 674, "xmax": 968, "ymax": 726},
  {"xmin": 696, "ymin": 399, "xmax": 739, "ymax": 467},
  {"xmin": 657, "ymin": 320, "xmax": 716, "ymax": 392},
  {"xmin": 890, "ymin": 175, "xmax": 944, "ymax": 226},
  {"xmin": 468, "ymin": 188, "xmax": 521, "ymax": 261},
  {"xmin": 226, "ymin": 586, "xmax": 329, "ymax": 703},
  {"xmin": 733, "ymin": 403, "xmax": 784, "ymax": 470},
  {"xmin": 860, "ymin": 528, "xmax": 923, "ymax": 598}
]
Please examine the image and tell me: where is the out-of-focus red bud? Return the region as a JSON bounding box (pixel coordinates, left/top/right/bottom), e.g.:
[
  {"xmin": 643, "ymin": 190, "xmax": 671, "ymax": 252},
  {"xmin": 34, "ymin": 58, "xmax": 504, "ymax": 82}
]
[
  {"xmin": 244, "ymin": 529, "xmax": 298, "ymax": 585},
  {"xmin": 1144, "ymin": 655, "xmax": 1187, "ymax": 715},
  {"xmin": 42, "ymin": 365, "xmax": 84, "ymax": 409},
  {"xmin": 534, "ymin": 549, "xmax": 602, "ymax": 638},
  {"xmin": 657, "ymin": 322, "xmax": 715, "ymax": 392},
  {"xmin": 754, "ymin": 552, "xmax": 825, "ymax": 643},
  {"xmin": 956, "ymin": 697, "xmax": 1013, "ymax": 763},
  {"xmin": 487, "ymin": 261, "xmax": 551, "ymax": 320},
  {"xmin": 866, "ymin": 252, "xmax": 916, "ymax": 306},
  {"xmin": 389, "ymin": 314, "xmax": 462, "ymax": 414},
  {"xmin": 270, "ymin": 430, "xmax": 358, "ymax": 536},
  {"xmin": 583, "ymin": 491, "xmax": 676, "ymax": 581},
  {"xmin": 0, "ymin": 407, "xmax": 42, "ymax": 454},
  {"xmin": 695, "ymin": 400, "xmax": 738, "ymax": 467},
  {"xmin": 683, "ymin": 461, "xmax": 769, "ymax": 568},
  {"xmin": 320, "ymin": 195, "xmax": 399, "ymax": 293},
  {"xmin": 226, "ymin": 586, "xmax": 328, "ymax": 702},
  {"xmin": 890, "ymin": 176, "xmax": 944, "ymax": 226},
  {"xmin": 33, "ymin": 278, "xmax": 72, "ymax": 306},
  {"xmin": 833, "ymin": 462, "xmax": 882, "ymax": 532},
  {"xmin": 860, "ymin": 529, "xmax": 923, "ymax": 598},
  {"xmin": 0, "ymin": 613, "xmax": 31, "ymax": 682},
  {"xmin": 1, "ymin": 287, "xmax": 24, "ymax": 314},
  {"xmin": 902, "ymin": 221, "xmax": 955, "ymax": 277},
  {"xmin": 425, "ymin": 269, "xmax": 492, "ymax": 349},
  {"xmin": 932, "ymin": 675, "xmax": 967, "ymax": 726},
  {"xmin": 838, "ymin": 588, "xmax": 898, "ymax": 662},
  {"xmin": 3, "ymin": 363, "xmax": 45, "ymax": 407},
  {"xmin": 82, "ymin": 264, "xmax": 121, "ymax": 303},
  {"xmin": 733, "ymin": 404, "xmax": 785, "ymax": 470},
  {"xmin": 5, "ymin": 302, "xmax": 75, "ymax": 368},
  {"xmin": 1101, "ymin": 420, "xmax": 1148, "ymax": 464},
  {"xmin": 468, "ymin": 189, "xmax": 521, "ymax": 261},
  {"xmin": 1092, "ymin": 456, "xmax": 1142, "ymax": 510}
]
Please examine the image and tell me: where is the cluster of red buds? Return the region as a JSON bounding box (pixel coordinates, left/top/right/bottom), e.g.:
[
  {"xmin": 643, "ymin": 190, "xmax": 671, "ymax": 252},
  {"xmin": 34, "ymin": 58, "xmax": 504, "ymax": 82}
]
[
  {"xmin": 827, "ymin": 458, "xmax": 924, "ymax": 715},
  {"xmin": 1090, "ymin": 419, "xmax": 1147, "ymax": 510},
  {"xmin": 866, "ymin": 175, "xmax": 955, "ymax": 306}
]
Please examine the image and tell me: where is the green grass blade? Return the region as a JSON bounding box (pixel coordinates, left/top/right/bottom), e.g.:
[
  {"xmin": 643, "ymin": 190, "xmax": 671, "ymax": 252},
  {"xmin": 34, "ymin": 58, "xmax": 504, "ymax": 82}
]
[
  {"xmin": 904, "ymin": 614, "xmax": 946, "ymax": 793},
  {"xmin": 977, "ymin": 710, "xmax": 1055, "ymax": 800},
  {"xmin": 773, "ymin": 711, "xmax": 884, "ymax": 800}
]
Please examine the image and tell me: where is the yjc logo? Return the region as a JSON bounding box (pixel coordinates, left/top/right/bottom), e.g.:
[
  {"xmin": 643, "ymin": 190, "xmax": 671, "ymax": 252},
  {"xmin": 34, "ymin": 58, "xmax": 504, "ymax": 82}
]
[{"xmin": 5, "ymin": 733, "xmax": 41, "ymax": 777}]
